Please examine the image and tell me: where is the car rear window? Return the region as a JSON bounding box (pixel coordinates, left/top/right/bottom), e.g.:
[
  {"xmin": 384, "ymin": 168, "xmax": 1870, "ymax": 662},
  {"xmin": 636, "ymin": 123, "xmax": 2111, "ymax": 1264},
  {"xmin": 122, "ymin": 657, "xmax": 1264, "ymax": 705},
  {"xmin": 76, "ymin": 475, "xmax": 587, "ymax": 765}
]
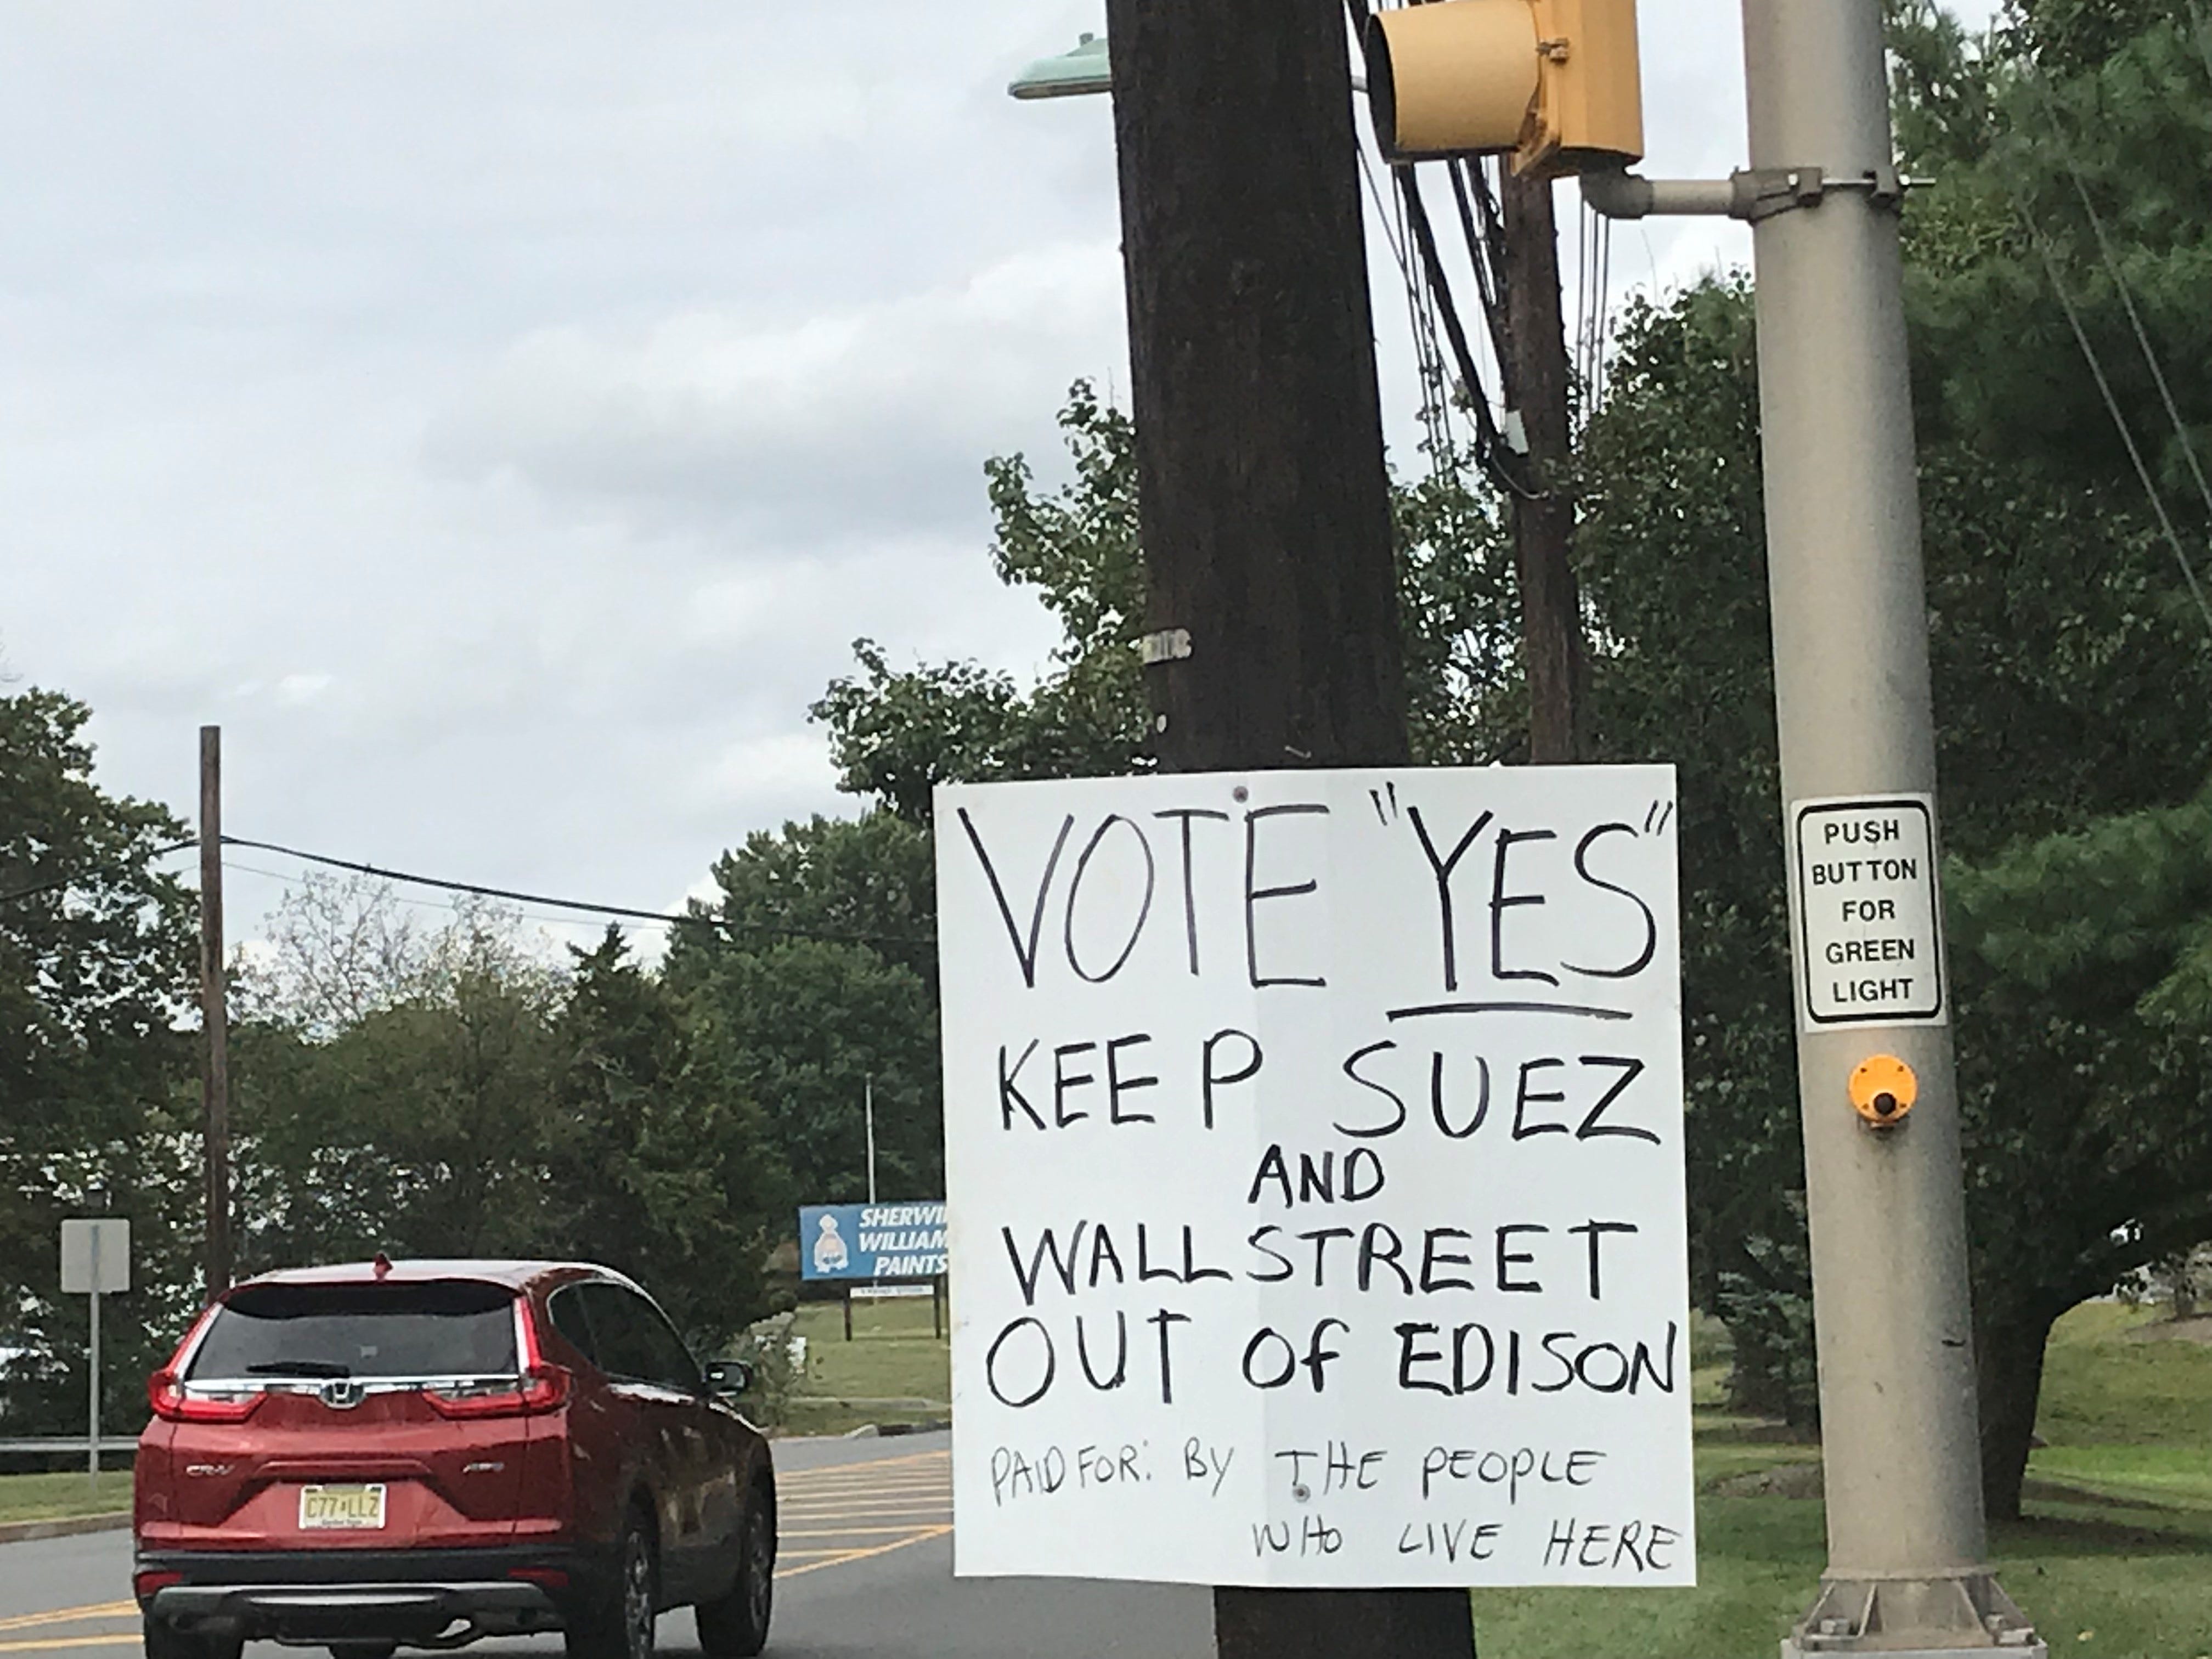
[{"xmin": 188, "ymin": 1280, "xmax": 518, "ymax": 1380}]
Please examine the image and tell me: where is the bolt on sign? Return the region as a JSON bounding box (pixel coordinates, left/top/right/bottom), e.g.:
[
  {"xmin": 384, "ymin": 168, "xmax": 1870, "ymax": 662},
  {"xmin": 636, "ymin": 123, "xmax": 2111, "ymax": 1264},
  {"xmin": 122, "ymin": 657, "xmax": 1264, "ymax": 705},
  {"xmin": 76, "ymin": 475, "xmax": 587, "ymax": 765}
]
[
  {"xmin": 934, "ymin": 768, "xmax": 1694, "ymax": 1588},
  {"xmin": 1787, "ymin": 794, "xmax": 1946, "ymax": 1031}
]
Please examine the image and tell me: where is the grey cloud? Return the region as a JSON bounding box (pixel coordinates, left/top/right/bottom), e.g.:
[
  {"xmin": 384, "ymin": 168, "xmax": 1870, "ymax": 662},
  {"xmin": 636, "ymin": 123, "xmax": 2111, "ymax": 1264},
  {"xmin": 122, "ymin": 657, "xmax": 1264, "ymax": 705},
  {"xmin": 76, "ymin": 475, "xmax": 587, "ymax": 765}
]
[{"xmin": 422, "ymin": 241, "xmax": 1126, "ymax": 539}]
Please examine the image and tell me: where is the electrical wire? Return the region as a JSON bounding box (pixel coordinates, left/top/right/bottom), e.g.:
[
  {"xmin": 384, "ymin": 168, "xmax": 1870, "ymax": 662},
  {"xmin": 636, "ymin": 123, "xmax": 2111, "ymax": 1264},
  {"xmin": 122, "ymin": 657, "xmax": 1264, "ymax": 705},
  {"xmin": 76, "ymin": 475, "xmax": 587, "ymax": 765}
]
[
  {"xmin": 217, "ymin": 836, "xmax": 934, "ymax": 950},
  {"xmin": 2016, "ymin": 199, "xmax": 2212, "ymax": 637},
  {"xmin": 1344, "ymin": 0, "xmax": 1532, "ymax": 493},
  {"xmin": 1357, "ymin": 136, "xmax": 1458, "ymax": 469},
  {"xmin": 2023, "ymin": 70, "xmax": 2212, "ymax": 530},
  {"xmin": 1446, "ymin": 158, "xmax": 1513, "ymax": 378},
  {"xmin": 1397, "ymin": 165, "xmax": 1541, "ymax": 499},
  {"xmin": 1345, "ymin": 0, "xmax": 1465, "ymax": 477},
  {"xmin": 222, "ymin": 857, "xmax": 654, "ymax": 938},
  {"xmin": 0, "ymin": 840, "xmax": 196, "ymax": 906}
]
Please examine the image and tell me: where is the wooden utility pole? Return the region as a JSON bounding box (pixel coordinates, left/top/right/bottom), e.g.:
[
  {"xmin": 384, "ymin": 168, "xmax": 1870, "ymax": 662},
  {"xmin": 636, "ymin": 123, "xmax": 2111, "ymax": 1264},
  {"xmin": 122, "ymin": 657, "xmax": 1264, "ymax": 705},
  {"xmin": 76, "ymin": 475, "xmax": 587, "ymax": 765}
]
[
  {"xmin": 1104, "ymin": 1, "xmax": 1471, "ymax": 1654},
  {"xmin": 198, "ymin": 725, "xmax": 232, "ymax": 1299},
  {"xmin": 1499, "ymin": 170, "xmax": 1585, "ymax": 764}
]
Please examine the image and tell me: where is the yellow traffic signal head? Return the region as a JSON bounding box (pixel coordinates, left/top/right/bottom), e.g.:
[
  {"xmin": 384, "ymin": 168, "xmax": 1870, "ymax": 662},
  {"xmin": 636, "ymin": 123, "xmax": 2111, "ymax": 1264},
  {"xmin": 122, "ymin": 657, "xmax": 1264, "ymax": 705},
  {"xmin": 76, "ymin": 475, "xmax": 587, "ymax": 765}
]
[
  {"xmin": 1364, "ymin": 0, "xmax": 1644, "ymax": 178},
  {"xmin": 1367, "ymin": 1, "xmax": 1542, "ymax": 159}
]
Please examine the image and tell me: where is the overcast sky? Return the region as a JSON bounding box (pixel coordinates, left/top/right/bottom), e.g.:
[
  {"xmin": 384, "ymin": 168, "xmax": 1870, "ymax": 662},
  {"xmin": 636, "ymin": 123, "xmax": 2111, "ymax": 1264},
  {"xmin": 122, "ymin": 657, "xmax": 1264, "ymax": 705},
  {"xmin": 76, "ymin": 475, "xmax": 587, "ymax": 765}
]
[{"xmin": 3, "ymin": 2, "xmax": 1996, "ymax": 957}]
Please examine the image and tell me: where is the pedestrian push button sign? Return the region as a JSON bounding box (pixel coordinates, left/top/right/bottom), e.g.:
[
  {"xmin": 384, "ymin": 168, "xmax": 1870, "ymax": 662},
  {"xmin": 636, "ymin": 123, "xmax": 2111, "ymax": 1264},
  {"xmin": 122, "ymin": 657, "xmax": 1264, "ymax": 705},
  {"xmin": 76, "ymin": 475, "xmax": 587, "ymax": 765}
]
[{"xmin": 1790, "ymin": 794, "xmax": 1945, "ymax": 1030}]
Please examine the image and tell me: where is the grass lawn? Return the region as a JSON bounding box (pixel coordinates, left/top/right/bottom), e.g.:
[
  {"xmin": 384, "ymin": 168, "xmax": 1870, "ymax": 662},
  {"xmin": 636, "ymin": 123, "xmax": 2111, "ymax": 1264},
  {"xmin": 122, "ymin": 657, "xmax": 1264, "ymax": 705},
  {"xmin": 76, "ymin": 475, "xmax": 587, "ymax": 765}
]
[
  {"xmin": 1466, "ymin": 1303, "xmax": 2212, "ymax": 1659},
  {"xmin": 0, "ymin": 1469, "xmax": 132, "ymax": 1525},
  {"xmin": 778, "ymin": 1294, "xmax": 950, "ymax": 1436}
]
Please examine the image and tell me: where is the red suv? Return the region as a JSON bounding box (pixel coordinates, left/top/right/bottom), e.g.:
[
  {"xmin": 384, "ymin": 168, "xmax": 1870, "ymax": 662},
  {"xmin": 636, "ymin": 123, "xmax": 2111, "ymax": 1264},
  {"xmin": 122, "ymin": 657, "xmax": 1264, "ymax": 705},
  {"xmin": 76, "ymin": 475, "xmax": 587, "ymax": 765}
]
[{"xmin": 133, "ymin": 1260, "xmax": 776, "ymax": 1659}]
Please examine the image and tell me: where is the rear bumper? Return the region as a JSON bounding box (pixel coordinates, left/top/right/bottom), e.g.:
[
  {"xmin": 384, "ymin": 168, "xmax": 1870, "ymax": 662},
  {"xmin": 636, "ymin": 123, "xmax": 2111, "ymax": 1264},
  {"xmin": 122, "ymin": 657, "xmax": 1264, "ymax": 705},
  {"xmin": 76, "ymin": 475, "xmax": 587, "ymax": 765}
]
[{"xmin": 138, "ymin": 1548, "xmax": 595, "ymax": 1645}]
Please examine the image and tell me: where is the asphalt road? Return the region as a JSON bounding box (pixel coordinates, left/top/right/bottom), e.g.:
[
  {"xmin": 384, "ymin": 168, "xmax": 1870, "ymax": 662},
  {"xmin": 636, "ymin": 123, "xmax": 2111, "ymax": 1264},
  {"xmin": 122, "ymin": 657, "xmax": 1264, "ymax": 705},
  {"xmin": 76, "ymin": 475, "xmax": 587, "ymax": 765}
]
[{"xmin": 0, "ymin": 1432, "xmax": 1211, "ymax": 1659}]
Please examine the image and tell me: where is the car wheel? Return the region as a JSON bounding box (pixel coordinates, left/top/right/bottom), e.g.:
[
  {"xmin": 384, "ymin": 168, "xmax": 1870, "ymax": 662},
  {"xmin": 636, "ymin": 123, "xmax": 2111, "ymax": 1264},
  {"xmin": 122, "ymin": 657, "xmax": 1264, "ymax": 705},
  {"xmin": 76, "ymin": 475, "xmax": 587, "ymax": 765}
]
[
  {"xmin": 567, "ymin": 1511, "xmax": 657, "ymax": 1659},
  {"xmin": 143, "ymin": 1620, "xmax": 242, "ymax": 1659},
  {"xmin": 695, "ymin": 1489, "xmax": 774, "ymax": 1659}
]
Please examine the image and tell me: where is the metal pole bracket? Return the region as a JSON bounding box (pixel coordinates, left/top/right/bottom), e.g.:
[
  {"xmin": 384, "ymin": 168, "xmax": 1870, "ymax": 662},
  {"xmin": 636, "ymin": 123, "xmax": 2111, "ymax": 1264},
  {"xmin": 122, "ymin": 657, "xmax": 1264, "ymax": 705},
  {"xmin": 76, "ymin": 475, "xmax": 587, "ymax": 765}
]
[{"xmin": 1732, "ymin": 163, "xmax": 1912, "ymax": 221}]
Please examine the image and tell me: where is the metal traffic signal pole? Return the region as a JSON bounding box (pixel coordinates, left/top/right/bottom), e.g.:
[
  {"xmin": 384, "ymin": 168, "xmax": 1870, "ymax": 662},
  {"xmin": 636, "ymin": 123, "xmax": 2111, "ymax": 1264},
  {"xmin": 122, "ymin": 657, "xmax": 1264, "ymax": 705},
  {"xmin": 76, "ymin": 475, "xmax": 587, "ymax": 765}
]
[
  {"xmin": 1739, "ymin": 0, "xmax": 2036, "ymax": 1649},
  {"xmin": 1587, "ymin": 0, "xmax": 2050, "ymax": 1644},
  {"xmin": 1102, "ymin": 2, "xmax": 1472, "ymax": 1654}
]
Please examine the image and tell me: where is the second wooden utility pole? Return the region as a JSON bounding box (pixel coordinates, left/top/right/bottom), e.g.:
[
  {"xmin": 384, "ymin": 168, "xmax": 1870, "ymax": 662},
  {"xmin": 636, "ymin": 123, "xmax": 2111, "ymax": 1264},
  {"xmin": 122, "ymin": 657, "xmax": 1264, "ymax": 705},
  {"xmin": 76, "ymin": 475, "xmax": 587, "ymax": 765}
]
[
  {"xmin": 1500, "ymin": 170, "xmax": 1585, "ymax": 764},
  {"xmin": 198, "ymin": 725, "xmax": 232, "ymax": 1300},
  {"xmin": 1103, "ymin": 1, "xmax": 1472, "ymax": 1654}
]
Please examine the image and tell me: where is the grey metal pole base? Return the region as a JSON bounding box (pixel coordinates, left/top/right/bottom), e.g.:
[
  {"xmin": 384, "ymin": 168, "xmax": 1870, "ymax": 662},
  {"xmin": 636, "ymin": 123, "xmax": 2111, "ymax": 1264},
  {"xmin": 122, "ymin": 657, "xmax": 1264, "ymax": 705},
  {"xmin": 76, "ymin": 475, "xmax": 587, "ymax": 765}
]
[{"xmin": 1782, "ymin": 1569, "xmax": 2044, "ymax": 1655}]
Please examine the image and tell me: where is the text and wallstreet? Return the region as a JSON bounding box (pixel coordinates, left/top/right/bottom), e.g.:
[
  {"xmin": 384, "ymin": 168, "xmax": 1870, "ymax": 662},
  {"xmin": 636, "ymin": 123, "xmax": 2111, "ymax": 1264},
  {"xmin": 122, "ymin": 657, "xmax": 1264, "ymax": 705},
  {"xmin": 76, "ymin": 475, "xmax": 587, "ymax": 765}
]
[{"xmin": 934, "ymin": 767, "xmax": 1695, "ymax": 1588}]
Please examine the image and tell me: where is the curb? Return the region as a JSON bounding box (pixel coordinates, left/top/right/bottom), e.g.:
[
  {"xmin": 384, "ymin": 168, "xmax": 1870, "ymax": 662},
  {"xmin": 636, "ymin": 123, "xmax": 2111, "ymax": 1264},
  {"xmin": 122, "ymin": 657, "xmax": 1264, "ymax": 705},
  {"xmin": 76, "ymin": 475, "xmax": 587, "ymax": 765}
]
[{"xmin": 0, "ymin": 1511, "xmax": 131, "ymax": 1545}]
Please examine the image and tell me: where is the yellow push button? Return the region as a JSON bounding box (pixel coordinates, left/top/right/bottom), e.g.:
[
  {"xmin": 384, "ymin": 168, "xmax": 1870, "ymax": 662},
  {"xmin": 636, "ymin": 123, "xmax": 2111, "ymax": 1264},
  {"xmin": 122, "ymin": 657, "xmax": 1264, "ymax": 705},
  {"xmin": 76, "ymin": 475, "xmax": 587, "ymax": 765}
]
[{"xmin": 1849, "ymin": 1054, "xmax": 1917, "ymax": 1127}]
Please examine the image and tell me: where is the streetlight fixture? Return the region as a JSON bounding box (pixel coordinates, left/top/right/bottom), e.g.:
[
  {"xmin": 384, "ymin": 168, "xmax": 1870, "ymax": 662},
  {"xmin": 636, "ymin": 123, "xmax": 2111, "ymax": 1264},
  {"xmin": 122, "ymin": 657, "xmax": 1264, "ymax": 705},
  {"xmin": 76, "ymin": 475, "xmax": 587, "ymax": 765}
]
[
  {"xmin": 1008, "ymin": 31, "xmax": 1111, "ymax": 100},
  {"xmin": 1008, "ymin": 29, "xmax": 1364, "ymax": 100}
]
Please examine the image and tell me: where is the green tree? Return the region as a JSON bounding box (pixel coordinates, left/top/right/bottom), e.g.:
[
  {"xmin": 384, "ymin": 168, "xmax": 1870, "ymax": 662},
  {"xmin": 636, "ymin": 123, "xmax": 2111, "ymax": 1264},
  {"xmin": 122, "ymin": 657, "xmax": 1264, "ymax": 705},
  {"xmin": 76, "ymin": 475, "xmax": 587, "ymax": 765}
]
[
  {"xmin": 669, "ymin": 814, "xmax": 943, "ymax": 1207},
  {"xmin": 805, "ymin": 0, "xmax": 2212, "ymax": 1519},
  {"xmin": 234, "ymin": 899, "xmax": 566, "ymax": 1271},
  {"xmin": 1570, "ymin": 0, "xmax": 2212, "ymax": 1511},
  {"xmin": 234, "ymin": 889, "xmax": 786, "ymax": 1348},
  {"xmin": 540, "ymin": 930, "xmax": 781, "ymax": 1345},
  {"xmin": 814, "ymin": 383, "xmax": 1523, "ymax": 825},
  {"xmin": 696, "ymin": 811, "xmax": 937, "ymax": 984},
  {"xmin": 1947, "ymin": 786, "xmax": 2212, "ymax": 1517},
  {"xmin": 0, "ymin": 689, "xmax": 201, "ymax": 1434}
]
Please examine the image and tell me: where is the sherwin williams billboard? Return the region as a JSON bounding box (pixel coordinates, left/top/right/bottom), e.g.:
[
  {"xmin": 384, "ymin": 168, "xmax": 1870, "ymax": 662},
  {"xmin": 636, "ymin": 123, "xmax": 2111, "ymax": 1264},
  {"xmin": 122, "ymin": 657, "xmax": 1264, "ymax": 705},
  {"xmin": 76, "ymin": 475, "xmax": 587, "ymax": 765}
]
[{"xmin": 798, "ymin": 1201, "xmax": 948, "ymax": 1281}]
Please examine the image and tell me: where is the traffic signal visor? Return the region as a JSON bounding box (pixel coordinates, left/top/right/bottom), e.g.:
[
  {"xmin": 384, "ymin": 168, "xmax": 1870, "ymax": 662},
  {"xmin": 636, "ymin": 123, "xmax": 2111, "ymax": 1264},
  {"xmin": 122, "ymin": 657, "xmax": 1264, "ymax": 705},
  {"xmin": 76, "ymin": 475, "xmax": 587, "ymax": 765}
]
[{"xmin": 1365, "ymin": 0, "xmax": 1644, "ymax": 177}]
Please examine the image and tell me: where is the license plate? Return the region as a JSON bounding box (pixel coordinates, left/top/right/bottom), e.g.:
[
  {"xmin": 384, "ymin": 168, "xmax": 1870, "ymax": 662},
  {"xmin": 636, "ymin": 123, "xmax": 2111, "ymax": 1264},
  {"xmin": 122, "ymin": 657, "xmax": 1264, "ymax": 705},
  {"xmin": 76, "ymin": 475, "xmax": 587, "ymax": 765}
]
[{"xmin": 298, "ymin": 1483, "xmax": 386, "ymax": 1530}]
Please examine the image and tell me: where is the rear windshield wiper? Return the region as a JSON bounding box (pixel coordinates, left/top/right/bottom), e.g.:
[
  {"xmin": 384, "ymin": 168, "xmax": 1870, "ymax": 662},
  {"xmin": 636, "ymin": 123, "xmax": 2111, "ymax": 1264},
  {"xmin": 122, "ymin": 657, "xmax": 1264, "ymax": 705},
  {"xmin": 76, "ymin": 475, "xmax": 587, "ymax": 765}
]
[{"xmin": 244, "ymin": 1361, "xmax": 353, "ymax": 1378}]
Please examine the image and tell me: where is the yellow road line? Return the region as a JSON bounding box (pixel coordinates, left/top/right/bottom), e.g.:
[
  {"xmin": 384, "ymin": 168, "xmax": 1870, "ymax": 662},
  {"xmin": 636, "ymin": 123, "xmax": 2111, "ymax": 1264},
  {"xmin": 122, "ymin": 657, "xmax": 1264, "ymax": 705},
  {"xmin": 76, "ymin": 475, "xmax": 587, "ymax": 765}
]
[
  {"xmin": 0, "ymin": 1608, "xmax": 136, "ymax": 1637},
  {"xmin": 782, "ymin": 1477, "xmax": 951, "ymax": 1492},
  {"xmin": 774, "ymin": 1523, "xmax": 952, "ymax": 1581},
  {"xmin": 784, "ymin": 1449, "xmax": 946, "ymax": 1474},
  {"xmin": 778, "ymin": 1531, "xmax": 942, "ymax": 1548},
  {"xmin": 782, "ymin": 1510, "xmax": 950, "ymax": 1524}
]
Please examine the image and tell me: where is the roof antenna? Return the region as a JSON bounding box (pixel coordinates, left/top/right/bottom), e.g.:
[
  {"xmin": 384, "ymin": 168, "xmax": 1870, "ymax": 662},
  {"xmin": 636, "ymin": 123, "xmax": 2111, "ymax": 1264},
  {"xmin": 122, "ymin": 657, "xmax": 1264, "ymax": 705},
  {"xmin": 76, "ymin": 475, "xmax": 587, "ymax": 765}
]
[{"xmin": 372, "ymin": 1252, "xmax": 393, "ymax": 1279}]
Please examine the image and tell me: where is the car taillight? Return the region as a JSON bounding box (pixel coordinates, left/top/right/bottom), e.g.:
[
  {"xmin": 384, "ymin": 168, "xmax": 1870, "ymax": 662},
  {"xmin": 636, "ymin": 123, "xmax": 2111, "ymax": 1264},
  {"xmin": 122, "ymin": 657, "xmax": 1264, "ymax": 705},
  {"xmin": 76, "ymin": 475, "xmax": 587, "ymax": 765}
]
[
  {"xmin": 134, "ymin": 1571, "xmax": 184, "ymax": 1599},
  {"xmin": 146, "ymin": 1368, "xmax": 264, "ymax": 1424},
  {"xmin": 426, "ymin": 1363, "xmax": 571, "ymax": 1419},
  {"xmin": 509, "ymin": 1567, "xmax": 569, "ymax": 1589}
]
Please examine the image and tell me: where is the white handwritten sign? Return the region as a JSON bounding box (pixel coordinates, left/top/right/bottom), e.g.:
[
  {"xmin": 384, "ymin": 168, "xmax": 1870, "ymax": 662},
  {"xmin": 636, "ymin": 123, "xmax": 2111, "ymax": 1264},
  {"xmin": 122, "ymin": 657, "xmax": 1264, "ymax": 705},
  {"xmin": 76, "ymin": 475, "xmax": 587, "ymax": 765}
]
[{"xmin": 935, "ymin": 766, "xmax": 1693, "ymax": 1588}]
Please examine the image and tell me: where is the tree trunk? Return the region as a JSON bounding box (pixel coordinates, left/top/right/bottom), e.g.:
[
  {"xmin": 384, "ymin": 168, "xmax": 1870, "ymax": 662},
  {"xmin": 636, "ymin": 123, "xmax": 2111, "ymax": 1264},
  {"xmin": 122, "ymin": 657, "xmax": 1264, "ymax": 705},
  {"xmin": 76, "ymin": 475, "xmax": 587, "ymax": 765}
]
[{"xmin": 1976, "ymin": 1298, "xmax": 2059, "ymax": 1522}]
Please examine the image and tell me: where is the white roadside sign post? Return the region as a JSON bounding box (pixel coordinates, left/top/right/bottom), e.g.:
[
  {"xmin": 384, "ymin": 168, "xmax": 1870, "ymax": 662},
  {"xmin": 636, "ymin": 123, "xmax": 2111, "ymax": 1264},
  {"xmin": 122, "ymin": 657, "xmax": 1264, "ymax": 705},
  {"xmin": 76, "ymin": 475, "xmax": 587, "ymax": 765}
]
[
  {"xmin": 935, "ymin": 766, "xmax": 1692, "ymax": 1588},
  {"xmin": 60, "ymin": 1218, "xmax": 130, "ymax": 1482}
]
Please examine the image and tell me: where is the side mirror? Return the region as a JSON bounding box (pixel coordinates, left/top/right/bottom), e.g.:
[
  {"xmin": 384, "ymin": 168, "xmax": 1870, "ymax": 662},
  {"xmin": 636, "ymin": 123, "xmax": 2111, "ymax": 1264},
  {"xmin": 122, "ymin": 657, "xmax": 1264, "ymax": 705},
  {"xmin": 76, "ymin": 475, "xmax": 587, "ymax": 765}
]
[{"xmin": 703, "ymin": 1358, "xmax": 754, "ymax": 1397}]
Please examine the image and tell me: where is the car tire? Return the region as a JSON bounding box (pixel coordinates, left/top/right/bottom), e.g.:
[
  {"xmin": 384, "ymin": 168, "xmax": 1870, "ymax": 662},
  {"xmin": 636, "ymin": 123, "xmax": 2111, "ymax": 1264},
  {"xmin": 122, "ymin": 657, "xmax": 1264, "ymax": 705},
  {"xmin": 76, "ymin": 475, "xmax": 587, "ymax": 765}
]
[
  {"xmin": 143, "ymin": 1620, "xmax": 241, "ymax": 1659},
  {"xmin": 566, "ymin": 1510, "xmax": 657, "ymax": 1659},
  {"xmin": 695, "ymin": 1488, "xmax": 774, "ymax": 1659}
]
